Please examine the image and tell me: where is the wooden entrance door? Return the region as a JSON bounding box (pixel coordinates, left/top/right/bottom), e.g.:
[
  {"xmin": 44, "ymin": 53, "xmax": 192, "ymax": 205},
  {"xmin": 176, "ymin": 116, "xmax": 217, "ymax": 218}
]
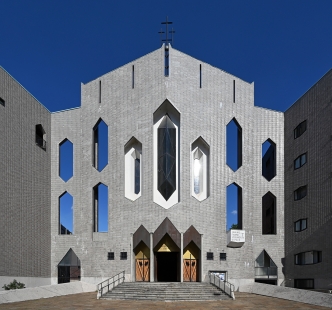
[
  {"xmin": 136, "ymin": 259, "xmax": 150, "ymax": 281},
  {"xmin": 183, "ymin": 259, "xmax": 197, "ymax": 282}
]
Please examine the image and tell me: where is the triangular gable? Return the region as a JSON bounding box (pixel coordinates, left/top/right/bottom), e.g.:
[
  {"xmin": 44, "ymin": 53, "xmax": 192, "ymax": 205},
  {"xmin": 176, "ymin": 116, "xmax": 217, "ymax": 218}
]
[
  {"xmin": 183, "ymin": 225, "xmax": 201, "ymax": 250},
  {"xmin": 58, "ymin": 248, "xmax": 80, "ymax": 267},
  {"xmin": 153, "ymin": 217, "xmax": 180, "ymax": 249},
  {"xmin": 133, "ymin": 225, "xmax": 150, "ymax": 250}
]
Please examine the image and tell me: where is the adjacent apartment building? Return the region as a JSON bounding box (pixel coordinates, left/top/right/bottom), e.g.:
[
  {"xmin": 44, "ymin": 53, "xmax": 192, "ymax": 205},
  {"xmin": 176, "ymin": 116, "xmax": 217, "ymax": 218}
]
[{"xmin": 0, "ymin": 45, "xmax": 330, "ymax": 291}]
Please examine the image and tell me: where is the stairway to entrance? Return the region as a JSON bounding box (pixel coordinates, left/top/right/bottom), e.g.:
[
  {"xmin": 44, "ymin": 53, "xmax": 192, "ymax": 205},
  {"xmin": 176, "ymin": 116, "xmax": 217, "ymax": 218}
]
[{"xmin": 101, "ymin": 282, "xmax": 231, "ymax": 301}]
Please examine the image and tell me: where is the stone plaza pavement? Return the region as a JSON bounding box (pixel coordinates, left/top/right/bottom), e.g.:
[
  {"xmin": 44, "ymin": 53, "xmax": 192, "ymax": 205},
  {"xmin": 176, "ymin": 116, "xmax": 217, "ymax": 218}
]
[{"xmin": 0, "ymin": 292, "xmax": 330, "ymax": 310}]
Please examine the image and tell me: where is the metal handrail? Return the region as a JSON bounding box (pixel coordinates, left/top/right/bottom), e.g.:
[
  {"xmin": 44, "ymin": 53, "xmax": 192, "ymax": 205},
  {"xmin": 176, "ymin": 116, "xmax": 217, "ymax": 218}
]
[
  {"xmin": 96, "ymin": 270, "xmax": 125, "ymax": 299},
  {"xmin": 209, "ymin": 272, "xmax": 235, "ymax": 300}
]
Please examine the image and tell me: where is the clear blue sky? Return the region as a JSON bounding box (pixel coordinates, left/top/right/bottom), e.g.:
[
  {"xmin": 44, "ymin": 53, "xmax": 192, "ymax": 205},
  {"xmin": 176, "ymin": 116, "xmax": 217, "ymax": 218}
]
[
  {"xmin": 1, "ymin": 0, "xmax": 332, "ymax": 113},
  {"xmin": 2, "ymin": 1, "xmax": 331, "ymax": 233}
]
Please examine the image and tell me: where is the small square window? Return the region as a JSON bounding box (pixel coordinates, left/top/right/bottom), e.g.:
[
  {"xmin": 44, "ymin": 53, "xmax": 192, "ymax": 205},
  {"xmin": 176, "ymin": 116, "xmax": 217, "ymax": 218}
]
[
  {"xmin": 108, "ymin": 252, "xmax": 114, "ymax": 260},
  {"xmin": 0, "ymin": 97, "xmax": 5, "ymax": 106},
  {"xmin": 220, "ymin": 253, "xmax": 227, "ymax": 261},
  {"xmin": 207, "ymin": 252, "xmax": 214, "ymax": 260},
  {"xmin": 120, "ymin": 252, "xmax": 127, "ymax": 260}
]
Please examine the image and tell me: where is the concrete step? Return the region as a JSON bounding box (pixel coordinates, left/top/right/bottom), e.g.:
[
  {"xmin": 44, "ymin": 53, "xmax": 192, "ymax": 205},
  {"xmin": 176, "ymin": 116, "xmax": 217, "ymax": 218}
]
[{"xmin": 101, "ymin": 282, "xmax": 231, "ymax": 301}]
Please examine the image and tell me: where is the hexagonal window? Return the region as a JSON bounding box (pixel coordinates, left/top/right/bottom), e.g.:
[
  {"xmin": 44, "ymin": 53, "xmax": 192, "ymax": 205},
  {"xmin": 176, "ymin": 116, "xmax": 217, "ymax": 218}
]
[
  {"xmin": 59, "ymin": 139, "xmax": 73, "ymax": 182},
  {"xmin": 59, "ymin": 192, "xmax": 73, "ymax": 235},
  {"xmin": 262, "ymin": 139, "xmax": 276, "ymax": 181},
  {"xmin": 124, "ymin": 137, "xmax": 142, "ymax": 201},
  {"xmin": 226, "ymin": 183, "xmax": 242, "ymax": 231},
  {"xmin": 93, "ymin": 119, "xmax": 108, "ymax": 172},
  {"xmin": 93, "ymin": 183, "xmax": 108, "ymax": 232},
  {"xmin": 262, "ymin": 192, "xmax": 276, "ymax": 234},
  {"xmin": 191, "ymin": 136, "xmax": 210, "ymax": 201},
  {"xmin": 226, "ymin": 118, "xmax": 242, "ymax": 172}
]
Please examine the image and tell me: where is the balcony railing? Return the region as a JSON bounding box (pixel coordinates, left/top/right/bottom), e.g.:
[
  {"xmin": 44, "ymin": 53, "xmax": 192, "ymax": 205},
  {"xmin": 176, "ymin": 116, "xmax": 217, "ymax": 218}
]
[{"xmin": 255, "ymin": 266, "xmax": 278, "ymax": 279}]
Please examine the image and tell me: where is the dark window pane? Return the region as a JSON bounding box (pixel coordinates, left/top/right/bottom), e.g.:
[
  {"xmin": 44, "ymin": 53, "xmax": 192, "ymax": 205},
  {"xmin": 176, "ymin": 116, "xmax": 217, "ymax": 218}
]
[
  {"xmin": 135, "ymin": 158, "xmax": 140, "ymax": 194},
  {"xmin": 157, "ymin": 115, "xmax": 176, "ymax": 201}
]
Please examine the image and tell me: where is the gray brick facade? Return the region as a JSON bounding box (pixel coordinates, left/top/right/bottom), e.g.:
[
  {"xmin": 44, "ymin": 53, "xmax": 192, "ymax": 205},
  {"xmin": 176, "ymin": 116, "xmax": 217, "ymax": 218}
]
[
  {"xmin": 49, "ymin": 46, "xmax": 284, "ymax": 287},
  {"xmin": 284, "ymin": 69, "xmax": 332, "ymax": 290},
  {"xmin": 0, "ymin": 67, "xmax": 51, "ymax": 288},
  {"xmin": 0, "ymin": 46, "xmax": 329, "ymax": 290}
]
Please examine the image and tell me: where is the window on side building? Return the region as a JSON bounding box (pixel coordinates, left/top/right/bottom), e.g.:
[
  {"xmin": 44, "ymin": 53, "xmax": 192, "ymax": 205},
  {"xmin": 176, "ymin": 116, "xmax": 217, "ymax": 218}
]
[
  {"xmin": 294, "ymin": 186, "xmax": 307, "ymax": 201},
  {"xmin": 295, "ymin": 251, "xmax": 321, "ymax": 265},
  {"xmin": 294, "ymin": 153, "xmax": 307, "ymax": 170},
  {"xmin": 294, "ymin": 120, "xmax": 307, "ymax": 139},
  {"xmin": 294, "ymin": 218, "xmax": 307, "ymax": 232}
]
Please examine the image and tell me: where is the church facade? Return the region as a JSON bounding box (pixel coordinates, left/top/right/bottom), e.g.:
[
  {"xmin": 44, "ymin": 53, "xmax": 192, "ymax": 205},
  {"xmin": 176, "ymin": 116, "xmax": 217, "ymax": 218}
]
[{"xmin": 0, "ymin": 45, "xmax": 330, "ymax": 290}]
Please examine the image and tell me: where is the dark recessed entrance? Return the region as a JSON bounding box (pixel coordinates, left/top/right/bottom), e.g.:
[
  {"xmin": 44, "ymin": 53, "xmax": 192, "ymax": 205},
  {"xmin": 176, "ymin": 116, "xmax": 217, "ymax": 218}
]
[{"xmin": 156, "ymin": 252, "xmax": 178, "ymax": 282}]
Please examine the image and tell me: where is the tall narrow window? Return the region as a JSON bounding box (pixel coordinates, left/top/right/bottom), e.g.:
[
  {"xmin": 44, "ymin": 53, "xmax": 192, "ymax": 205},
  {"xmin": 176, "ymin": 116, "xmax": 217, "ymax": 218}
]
[
  {"xmin": 135, "ymin": 158, "xmax": 140, "ymax": 194},
  {"xmin": 0, "ymin": 97, "xmax": 5, "ymax": 106},
  {"xmin": 164, "ymin": 44, "xmax": 169, "ymax": 76},
  {"xmin": 262, "ymin": 192, "xmax": 276, "ymax": 234},
  {"xmin": 226, "ymin": 183, "xmax": 242, "ymax": 230},
  {"xmin": 262, "ymin": 139, "xmax": 276, "ymax": 181},
  {"xmin": 199, "ymin": 64, "xmax": 202, "ymax": 88},
  {"xmin": 153, "ymin": 100, "xmax": 180, "ymax": 209},
  {"xmin": 193, "ymin": 155, "xmax": 201, "ymax": 194},
  {"xmin": 99, "ymin": 80, "xmax": 101, "ymax": 103},
  {"xmin": 294, "ymin": 153, "xmax": 307, "ymax": 170},
  {"xmin": 125, "ymin": 137, "xmax": 142, "ymax": 201},
  {"xmin": 226, "ymin": 118, "xmax": 242, "ymax": 171},
  {"xmin": 59, "ymin": 192, "xmax": 73, "ymax": 235},
  {"xmin": 191, "ymin": 137, "xmax": 209, "ymax": 201},
  {"xmin": 36, "ymin": 124, "xmax": 46, "ymax": 150},
  {"xmin": 158, "ymin": 114, "xmax": 176, "ymax": 201},
  {"xmin": 93, "ymin": 183, "xmax": 108, "ymax": 232},
  {"xmin": 92, "ymin": 119, "xmax": 108, "ymax": 172},
  {"xmin": 132, "ymin": 65, "xmax": 135, "ymax": 89},
  {"xmin": 59, "ymin": 139, "xmax": 73, "ymax": 182},
  {"xmin": 233, "ymin": 80, "xmax": 235, "ymax": 103},
  {"xmin": 294, "ymin": 186, "xmax": 307, "ymax": 201},
  {"xmin": 294, "ymin": 120, "xmax": 307, "ymax": 139}
]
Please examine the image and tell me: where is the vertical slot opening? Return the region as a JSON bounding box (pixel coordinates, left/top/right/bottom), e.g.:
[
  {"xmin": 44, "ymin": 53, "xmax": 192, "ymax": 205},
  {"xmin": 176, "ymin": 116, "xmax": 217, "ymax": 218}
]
[
  {"xmin": 233, "ymin": 80, "xmax": 235, "ymax": 103},
  {"xmin": 164, "ymin": 45, "xmax": 169, "ymax": 76},
  {"xmin": 200, "ymin": 64, "xmax": 202, "ymax": 88},
  {"xmin": 132, "ymin": 65, "xmax": 135, "ymax": 89},
  {"xmin": 99, "ymin": 80, "xmax": 101, "ymax": 104}
]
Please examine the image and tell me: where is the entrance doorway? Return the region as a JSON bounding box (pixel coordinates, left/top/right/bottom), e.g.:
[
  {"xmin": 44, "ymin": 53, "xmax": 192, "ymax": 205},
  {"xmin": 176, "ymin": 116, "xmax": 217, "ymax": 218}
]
[
  {"xmin": 134, "ymin": 241, "xmax": 150, "ymax": 282},
  {"xmin": 156, "ymin": 252, "xmax": 178, "ymax": 282},
  {"xmin": 154, "ymin": 233, "xmax": 180, "ymax": 282},
  {"xmin": 183, "ymin": 241, "xmax": 200, "ymax": 282},
  {"xmin": 58, "ymin": 249, "xmax": 81, "ymax": 284}
]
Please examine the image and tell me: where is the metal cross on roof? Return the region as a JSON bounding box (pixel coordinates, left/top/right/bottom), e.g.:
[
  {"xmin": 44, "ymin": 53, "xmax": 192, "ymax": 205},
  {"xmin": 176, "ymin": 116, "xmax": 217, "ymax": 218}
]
[{"xmin": 159, "ymin": 16, "xmax": 175, "ymax": 46}]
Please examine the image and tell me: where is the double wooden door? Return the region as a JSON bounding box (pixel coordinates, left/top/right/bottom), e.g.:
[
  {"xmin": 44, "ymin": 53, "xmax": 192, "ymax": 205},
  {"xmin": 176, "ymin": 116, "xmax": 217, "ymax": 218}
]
[
  {"xmin": 183, "ymin": 259, "xmax": 198, "ymax": 282},
  {"xmin": 136, "ymin": 259, "xmax": 150, "ymax": 281}
]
